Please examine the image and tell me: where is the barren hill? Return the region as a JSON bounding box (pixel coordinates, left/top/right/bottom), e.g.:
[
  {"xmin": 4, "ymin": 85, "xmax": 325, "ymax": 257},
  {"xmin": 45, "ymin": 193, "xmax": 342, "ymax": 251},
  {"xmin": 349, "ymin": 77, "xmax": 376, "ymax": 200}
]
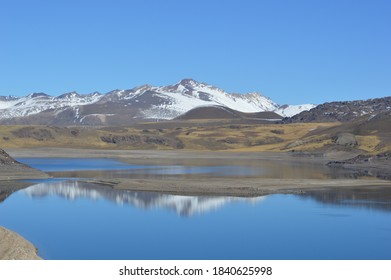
[{"xmin": 176, "ymin": 105, "xmax": 282, "ymax": 120}]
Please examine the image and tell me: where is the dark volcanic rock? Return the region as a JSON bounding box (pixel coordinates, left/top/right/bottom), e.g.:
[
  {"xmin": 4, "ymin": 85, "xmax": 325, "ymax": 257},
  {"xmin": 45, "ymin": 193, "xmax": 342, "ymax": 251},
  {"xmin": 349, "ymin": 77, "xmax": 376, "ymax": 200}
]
[
  {"xmin": 100, "ymin": 135, "xmax": 141, "ymax": 145},
  {"xmin": 12, "ymin": 127, "xmax": 54, "ymax": 141},
  {"xmin": 328, "ymin": 152, "xmax": 391, "ymax": 165},
  {"xmin": 0, "ymin": 149, "xmax": 19, "ymax": 165},
  {"xmin": 327, "ymin": 151, "xmax": 391, "ymax": 180},
  {"xmin": 100, "ymin": 134, "xmax": 184, "ymax": 149},
  {"xmin": 282, "ymin": 96, "xmax": 391, "ymax": 123}
]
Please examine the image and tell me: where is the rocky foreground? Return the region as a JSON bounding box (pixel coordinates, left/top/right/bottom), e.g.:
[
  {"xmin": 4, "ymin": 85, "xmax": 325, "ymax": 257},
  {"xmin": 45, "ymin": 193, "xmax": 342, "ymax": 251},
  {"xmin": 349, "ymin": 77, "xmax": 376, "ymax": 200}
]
[{"xmin": 0, "ymin": 226, "xmax": 41, "ymax": 260}]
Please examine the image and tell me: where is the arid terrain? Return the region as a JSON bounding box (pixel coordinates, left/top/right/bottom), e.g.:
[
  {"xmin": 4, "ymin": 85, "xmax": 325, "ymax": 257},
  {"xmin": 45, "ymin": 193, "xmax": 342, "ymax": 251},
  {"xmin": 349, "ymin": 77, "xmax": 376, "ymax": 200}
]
[
  {"xmin": 1, "ymin": 114, "xmax": 391, "ymax": 259},
  {"xmin": 0, "ymin": 226, "xmax": 41, "ymax": 260},
  {"xmin": 0, "ymin": 114, "xmax": 390, "ymax": 179},
  {"xmin": 0, "ymin": 118, "xmax": 388, "ymax": 153}
]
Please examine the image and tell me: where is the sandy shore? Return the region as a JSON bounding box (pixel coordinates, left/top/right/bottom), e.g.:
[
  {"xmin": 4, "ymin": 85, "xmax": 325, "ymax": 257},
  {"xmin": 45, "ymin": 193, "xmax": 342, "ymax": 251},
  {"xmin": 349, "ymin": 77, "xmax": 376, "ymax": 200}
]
[
  {"xmin": 0, "ymin": 227, "xmax": 41, "ymax": 260},
  {"xmin": 87, "ymin": 177, "xmax": 391, "ymax": 197}
]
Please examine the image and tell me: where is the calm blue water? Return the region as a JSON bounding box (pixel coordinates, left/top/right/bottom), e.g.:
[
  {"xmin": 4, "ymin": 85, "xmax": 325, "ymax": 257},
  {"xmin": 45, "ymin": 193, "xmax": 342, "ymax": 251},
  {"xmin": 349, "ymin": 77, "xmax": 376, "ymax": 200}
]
[
  {"xmin": 16, "ymin": 157, "xmax": 149, "ymax": 172},
  {"xmin": 1, "ymin": 158, "xmax": 390, "ymax": 260},
  {"xmin": 16, "ymin": 157, "xmax": 263, "ymax": 177}
]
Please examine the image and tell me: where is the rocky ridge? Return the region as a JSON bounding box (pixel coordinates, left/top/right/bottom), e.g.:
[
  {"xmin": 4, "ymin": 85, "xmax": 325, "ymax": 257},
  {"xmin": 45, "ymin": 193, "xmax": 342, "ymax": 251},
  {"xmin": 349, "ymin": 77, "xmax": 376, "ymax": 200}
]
[{"xmin": 282, "ymin": 96, "xmax": 391, "ymax": 123}]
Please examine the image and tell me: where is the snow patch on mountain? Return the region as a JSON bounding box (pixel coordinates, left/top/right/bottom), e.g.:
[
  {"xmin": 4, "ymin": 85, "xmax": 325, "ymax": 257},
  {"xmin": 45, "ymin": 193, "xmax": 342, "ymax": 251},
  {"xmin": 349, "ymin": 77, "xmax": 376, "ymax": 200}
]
[
  {"xmin": 275, "ymin": 104, "xmax": 316, "ymax": 117},
  {"xmin": 0, "ymin": 92, "xmax": 103, "ymax": 119},
  {"xmin": 141, "ymin": 79, "xmax": 279, "ymax": 119},
  {"xmin": 0, "ymin": 97, "xmax": 21, "ymax": 110},
  {"xmin": 164, "ymin": 79, "xmax": 278, "ymax": 112}
]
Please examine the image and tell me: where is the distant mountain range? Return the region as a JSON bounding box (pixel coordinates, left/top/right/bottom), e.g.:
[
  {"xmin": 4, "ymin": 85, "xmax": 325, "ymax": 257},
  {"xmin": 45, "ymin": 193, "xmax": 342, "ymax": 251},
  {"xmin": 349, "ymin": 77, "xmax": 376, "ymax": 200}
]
[
  {"xmin": 1, "ymin": 79, "xmax": 389, "ymax": 126},
  {"xmin": 0, "ymin": 79, "xmax": 314, "ymax": 125}
]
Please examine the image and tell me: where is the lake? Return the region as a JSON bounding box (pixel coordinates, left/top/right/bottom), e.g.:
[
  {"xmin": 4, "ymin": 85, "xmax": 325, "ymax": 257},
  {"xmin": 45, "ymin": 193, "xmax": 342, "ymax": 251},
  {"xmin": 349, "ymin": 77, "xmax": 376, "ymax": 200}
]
[
  {"xmin": 14, "ymin": 156, "xmax": 364, "ymax": 179},
  {"xmin": 0, "ymin": 158, "xmax": 390, "ymax": 260}
]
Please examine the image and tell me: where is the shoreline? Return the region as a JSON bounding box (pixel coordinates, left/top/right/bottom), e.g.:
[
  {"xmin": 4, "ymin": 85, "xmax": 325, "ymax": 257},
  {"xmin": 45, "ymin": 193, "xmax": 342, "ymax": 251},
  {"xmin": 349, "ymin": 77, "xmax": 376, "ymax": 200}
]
[
  {"xmin": 5, "ymin": 147, "xmax": 342, "ymax": 161},
  {"xmin": 5, "ymin": 147, "xmax": 359, "ymax": 172},
  {"xmin": 86, "ymin": 177, "xmax": 391, "ymax": 197},
  {"xmin": 0, "ymin": 226, "xmax": 41, "ymax": 260},
  {"xmin": 7, "ymin": 147, "xmax": 391, "ymax": 182}
]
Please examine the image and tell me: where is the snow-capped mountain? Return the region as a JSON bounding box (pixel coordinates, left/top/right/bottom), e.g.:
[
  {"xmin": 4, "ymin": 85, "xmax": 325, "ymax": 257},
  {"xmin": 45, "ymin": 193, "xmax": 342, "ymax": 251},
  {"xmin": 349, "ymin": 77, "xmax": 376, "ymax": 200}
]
[
  {"xmin": 0, "ymin": 91, "xmax": 102, "ymax": 119},
  {"xmin": 0, "ymin": 79, "xmax": 311, "ymax": 125}
]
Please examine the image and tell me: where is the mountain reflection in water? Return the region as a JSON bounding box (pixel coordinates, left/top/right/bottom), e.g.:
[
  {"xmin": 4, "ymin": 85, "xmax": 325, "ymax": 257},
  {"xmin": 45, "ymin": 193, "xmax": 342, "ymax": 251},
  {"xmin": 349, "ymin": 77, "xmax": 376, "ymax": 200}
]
[
  {"xmin": 21, "ymin": 180, "xmax": 265, "ymax": 216},
  {"xmin": 20, "ymin": 179, "xmax": 391, "ymax": 214},
  {"xmin": 4, "ymin": 179, "xmax": 391, "ymax": 259},
  {"xmin": 297, "ymin": 187, "xmax": 391, "ymax": 212}
]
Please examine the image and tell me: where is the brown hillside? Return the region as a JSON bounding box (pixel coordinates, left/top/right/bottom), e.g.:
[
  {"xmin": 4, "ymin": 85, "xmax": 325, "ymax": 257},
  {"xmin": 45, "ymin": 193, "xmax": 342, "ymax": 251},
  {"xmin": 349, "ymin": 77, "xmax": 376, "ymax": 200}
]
[{"xmin": 177, "ymin": 106, "xmax": 282, "ymax": 120}]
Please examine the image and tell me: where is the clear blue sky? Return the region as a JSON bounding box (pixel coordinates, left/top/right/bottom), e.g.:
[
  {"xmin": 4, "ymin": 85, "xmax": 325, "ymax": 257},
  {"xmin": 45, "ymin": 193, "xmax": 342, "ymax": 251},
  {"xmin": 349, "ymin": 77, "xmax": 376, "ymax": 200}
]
[{"xmin": 1, "ymin": 0, "xmax": 390, "ymax": 104}]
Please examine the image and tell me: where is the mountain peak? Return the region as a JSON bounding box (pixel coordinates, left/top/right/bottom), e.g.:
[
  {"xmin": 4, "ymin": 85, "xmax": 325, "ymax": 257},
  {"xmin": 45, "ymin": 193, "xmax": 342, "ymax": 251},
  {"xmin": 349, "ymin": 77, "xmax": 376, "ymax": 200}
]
[
  {"xmin": 179, "ymin": 78, "xmax": 200, "ymax": 86},
  {"xmin": 28, "ymin": 92, "xmax": 49, "ymax": 98},
  {"xmin": 177, "ymin": 78, "xmax": 211, "ymax": 90},
  {"xmin": 132, "ymin": 84, "xmax": 153, "ymax": 92},
  {"xmin": 57, "ymin": 92, "xmax": 81, "ymax": 99}
]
